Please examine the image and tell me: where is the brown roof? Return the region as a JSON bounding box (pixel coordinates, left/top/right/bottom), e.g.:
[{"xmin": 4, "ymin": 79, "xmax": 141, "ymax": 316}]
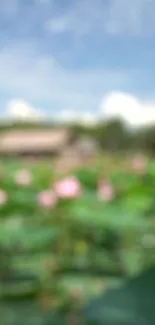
[{"xmin": 0, "ymin": 129, "xmax": 70, "ymax": 153}]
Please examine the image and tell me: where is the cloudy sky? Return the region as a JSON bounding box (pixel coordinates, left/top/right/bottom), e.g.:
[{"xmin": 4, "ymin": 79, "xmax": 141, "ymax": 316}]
[{"xmin": 0, "ymin": 0, "xmax": 155, "ymax": 126}]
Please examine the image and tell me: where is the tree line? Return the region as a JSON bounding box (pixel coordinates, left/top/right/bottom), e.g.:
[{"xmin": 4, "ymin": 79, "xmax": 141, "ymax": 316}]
[
  {"xmin": 69, "ymin": 119, "xmax": 155, "ymax": 154},
  {"xmin": 0, "ymin": 119, "xmax": 155, "ymax": 154}
]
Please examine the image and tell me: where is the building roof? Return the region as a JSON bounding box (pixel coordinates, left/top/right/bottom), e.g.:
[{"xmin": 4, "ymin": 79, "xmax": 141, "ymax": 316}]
[{"xmin": 0, "ymin": 129, "xmax": 69, "ymax": 153}]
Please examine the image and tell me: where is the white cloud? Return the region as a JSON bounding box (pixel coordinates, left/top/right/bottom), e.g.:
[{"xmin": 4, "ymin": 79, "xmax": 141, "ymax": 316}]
[
  {"xmin": 58, "ymin": 109, "xmax": 99, "ymax": 126},
  {"xmin": 4, "ymin": 92, "xmax": 155, "ymax": 129},
  {"xmin": 100, "ymin": 91, "xmax": 155, "ymax": 128},
  {"xmin": 0, "ymin": 41, "xmax": 128, "ymax": 111},
  {"xmin": 59, "ymin": 109, "xmax": 77, "ymax": 122},
  {"xmin": 6, "ymin": 99, "xmax": 45, "ymax": 121}
]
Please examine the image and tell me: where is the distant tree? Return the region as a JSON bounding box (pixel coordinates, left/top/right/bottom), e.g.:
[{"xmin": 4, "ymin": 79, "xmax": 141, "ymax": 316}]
[
  {"xmin": 95, "ymin": 118, "xmax": 130, "ymax": 151},
  {"xmin": 141, "ymin": 126, "xmax": 155, "ymax": 155}
]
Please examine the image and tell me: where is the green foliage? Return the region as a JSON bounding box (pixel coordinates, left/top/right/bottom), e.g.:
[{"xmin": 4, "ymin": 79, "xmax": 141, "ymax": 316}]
[
  {"xmin": 0, "ymin": 156, "xmax": 155, "ymax": 323},
  {"xmin": 83, "ymin": 266, "xmax": 155, "ymax": 325},
  {"xmin": 74, "ymin": 168, "xmax": 101, "ymax": 190}
]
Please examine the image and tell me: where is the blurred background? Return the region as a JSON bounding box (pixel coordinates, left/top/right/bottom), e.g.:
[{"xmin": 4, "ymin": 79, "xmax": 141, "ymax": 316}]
[{"xmin": 1, "ymin": 1, "xmax": 155, "ymax": 325}]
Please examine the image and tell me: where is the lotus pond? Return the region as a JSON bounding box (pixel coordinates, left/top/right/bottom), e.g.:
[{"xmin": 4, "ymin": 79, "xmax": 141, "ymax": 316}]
[{"xmin": 1, "ymin": 155, "xmax": 155, "ymax": 324}]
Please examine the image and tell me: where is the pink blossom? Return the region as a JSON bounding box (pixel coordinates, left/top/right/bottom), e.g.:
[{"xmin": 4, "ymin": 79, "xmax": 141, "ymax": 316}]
[
  {"xmin": 98, "ymin": 181, "xmax": 115, "ymax": 201},
  {"xmin": 54, "ymin": 176, "xmax": 81, "ymax": 199},
  {"xmin": 37, "ymin": 190, "xmax": 57, "ymax": 209},
  {"xmin": 0, "ymin": 190, "xmax": 7, "ymax": 206},
  {"xmin": 131, "ymin": 155, "xmax": 147, "ymax": 173},
  {"xmin": 15, "ymin": 169, "xmax": 32, "ymax": 186}
]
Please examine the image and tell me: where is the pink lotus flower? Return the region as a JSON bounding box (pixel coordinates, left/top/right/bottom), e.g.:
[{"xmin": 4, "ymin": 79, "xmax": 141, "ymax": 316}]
[
  {"xmin": 98, "ymin": 180, "xmax": 115, "ymax": 201},
  {"xmin": 54, "ymin": 176, "xmax": 81, "ymax": 199},
  {"xmin": 15, "ymin": 169, "xmax": 32, "ymax": 186},
  {"xmin": 0, "ymin": 190, "xmax": 7, "ymax": 206},
  {"xmin": 37, "ymin": 190, "xmax": 57, "ymax": 209},
  {"xmin": 131, "ymin": 155, "xmax": 147, "ymax": 173}
]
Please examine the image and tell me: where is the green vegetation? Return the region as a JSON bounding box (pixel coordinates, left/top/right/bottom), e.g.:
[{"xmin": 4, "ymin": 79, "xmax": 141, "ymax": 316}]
[{"xmin": 1, "ymin": 156, "xmax": 155, "ymax": 324}]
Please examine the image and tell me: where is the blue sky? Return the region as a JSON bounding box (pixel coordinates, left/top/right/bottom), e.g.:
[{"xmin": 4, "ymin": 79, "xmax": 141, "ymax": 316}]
[{"xmin": 0, "ymin": 0, "xmax": 155, "ymax": 125}]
